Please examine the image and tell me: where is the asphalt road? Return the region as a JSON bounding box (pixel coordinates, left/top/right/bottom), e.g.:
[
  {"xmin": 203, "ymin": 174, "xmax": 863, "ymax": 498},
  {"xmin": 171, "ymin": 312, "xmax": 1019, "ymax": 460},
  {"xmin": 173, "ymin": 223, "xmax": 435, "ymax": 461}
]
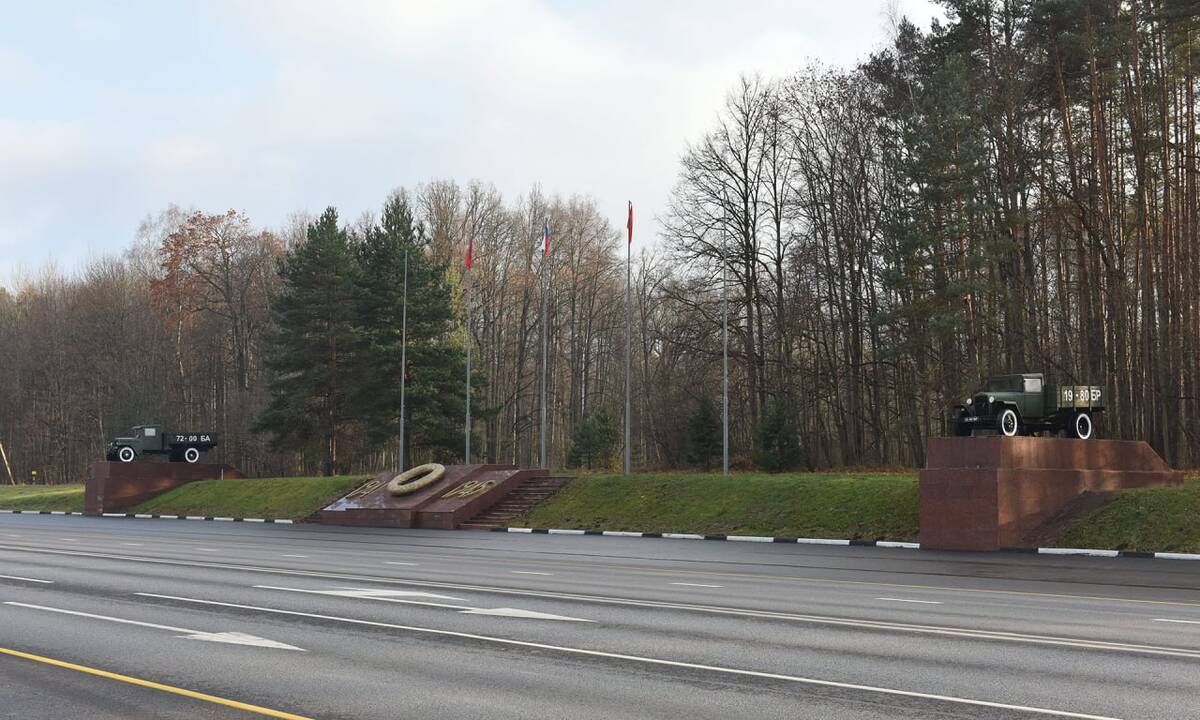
[{"xmin": 1, "ymin": 515, "xmax": 1198, "ymax": 719}]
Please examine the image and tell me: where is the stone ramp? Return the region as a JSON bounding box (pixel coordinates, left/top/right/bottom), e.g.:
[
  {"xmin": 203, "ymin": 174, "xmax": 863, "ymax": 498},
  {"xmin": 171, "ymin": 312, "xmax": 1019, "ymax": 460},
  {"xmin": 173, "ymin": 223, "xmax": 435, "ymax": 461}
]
[{"xmin": 316, "ymin": 464, "xmax": 567, "ymax": 529}]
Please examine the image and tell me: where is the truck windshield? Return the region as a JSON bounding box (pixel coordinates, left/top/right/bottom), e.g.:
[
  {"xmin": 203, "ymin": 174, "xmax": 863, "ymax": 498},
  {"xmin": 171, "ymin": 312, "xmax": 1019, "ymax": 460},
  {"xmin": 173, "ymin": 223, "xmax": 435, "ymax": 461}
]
[{"xmin": 983, "ymin": 377, "xmax": 1022, "ymax": 392}]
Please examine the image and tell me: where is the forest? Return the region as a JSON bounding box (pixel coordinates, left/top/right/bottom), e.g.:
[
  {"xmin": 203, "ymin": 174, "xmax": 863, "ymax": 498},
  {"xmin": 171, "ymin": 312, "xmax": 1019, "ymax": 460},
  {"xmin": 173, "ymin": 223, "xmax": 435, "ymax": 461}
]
[{"xmin": 2, "ymin": 0, "xmax": 1200, "ymax": 483}]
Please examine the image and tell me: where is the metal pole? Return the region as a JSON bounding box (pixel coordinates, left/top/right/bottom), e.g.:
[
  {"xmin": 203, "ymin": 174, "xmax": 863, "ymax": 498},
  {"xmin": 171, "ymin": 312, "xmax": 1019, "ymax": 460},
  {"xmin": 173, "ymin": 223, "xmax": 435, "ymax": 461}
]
[
  {"xmin": 624, "ymin": 236, "xmax": 632, "ymax": 476},
  {"xmin": 722, "ymin": 220, "xmax": 730, "ymax": 477},
  {"xmin": 540, "ymin": 233, "xmax": 549, "ymax": 469},
  {"xmin": 465, "ymin": 275, "xmax": 472, "ymax": 465},
  {"xmin": 398, "ymin": 247, "xmax": 408, "ymax": 471},
  {"xmin": 0, "ymin": 438, "xmax": 14, "ymax": 485}
]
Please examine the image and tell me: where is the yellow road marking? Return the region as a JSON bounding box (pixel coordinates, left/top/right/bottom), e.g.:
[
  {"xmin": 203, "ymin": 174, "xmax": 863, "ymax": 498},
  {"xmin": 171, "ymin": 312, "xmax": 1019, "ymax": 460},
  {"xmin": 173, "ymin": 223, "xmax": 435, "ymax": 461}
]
[{"xmin": 0, "ymin": 646, "xmax": 312, "ymax": 719}]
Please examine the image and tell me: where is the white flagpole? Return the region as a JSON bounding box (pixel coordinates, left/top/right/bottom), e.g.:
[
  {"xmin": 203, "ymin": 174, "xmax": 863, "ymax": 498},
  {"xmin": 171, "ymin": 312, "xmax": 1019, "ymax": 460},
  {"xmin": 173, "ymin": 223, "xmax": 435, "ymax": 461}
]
[
  {"xmin": 540, "ymin": 224, "xmax": 549, "ymax": 469},
  {"xmin": 399, "ymin": 247, "xmax": 409, "ymax": 470},
  {"xmin": 722, "ymin": 215, "xmax": 729, "ymax": 477},
  {"xmin": 624, "ymin": 207, "xmax": 632, "ymax": 476}
]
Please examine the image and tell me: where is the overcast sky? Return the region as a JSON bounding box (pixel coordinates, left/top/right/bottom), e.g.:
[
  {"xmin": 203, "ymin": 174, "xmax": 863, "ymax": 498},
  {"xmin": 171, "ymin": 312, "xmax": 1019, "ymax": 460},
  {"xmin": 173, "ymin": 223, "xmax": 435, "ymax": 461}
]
[{"xmin": 0, "ymin": 0, "xmax": 942, "ymax": 288}]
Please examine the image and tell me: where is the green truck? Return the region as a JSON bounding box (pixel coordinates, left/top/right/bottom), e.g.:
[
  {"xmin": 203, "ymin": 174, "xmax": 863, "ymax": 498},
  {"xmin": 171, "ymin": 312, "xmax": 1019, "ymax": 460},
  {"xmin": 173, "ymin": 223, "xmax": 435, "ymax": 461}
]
[
  {"xmin": 947, "ymin": 373, "xmax": 1104, "ymax": 439},
  {"xmin": 105, "ymin": 425, "xmax": 218, "ymax": 463}
]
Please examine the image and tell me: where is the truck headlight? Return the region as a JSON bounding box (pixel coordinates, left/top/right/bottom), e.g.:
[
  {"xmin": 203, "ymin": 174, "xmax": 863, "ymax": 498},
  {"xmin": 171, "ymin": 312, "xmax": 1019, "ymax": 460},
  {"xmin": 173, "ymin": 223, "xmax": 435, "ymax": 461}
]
[
  {"xmin": 988, "ymin": 395, "xmax": 995, "ymax": 403},
  {"xmin": 965, "ymin": 398, "xmax": 972, "ymax": 405}
]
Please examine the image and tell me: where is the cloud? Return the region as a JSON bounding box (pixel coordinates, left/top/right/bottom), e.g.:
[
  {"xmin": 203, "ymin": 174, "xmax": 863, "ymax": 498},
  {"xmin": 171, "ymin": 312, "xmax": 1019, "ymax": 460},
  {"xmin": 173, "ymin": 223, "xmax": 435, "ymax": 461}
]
[{"xmin": 1, "ymin": 1, "xmax": 944, "ymax": 286}]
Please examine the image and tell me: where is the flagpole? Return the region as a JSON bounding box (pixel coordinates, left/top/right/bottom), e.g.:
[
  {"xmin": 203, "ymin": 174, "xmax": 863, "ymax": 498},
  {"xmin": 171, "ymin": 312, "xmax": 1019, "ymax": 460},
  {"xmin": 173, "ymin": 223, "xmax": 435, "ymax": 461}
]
[
  {"xmin": 721, "ymin": 216, "xmax": 729, "ymax": 477},
  {"xmin": 539, "ymin": 223, "xmax": 549, "ymax": 470},
  {"xmin": 624, "ymin": 203, "xmax": 632, "ymax": 477},
  {"xmin": 465, "ymin": 239, "xmax": 473, "ymax": 465},
  {"xmin": 399, "ymin": 247, "xmax": 409, "ymax": 471}
]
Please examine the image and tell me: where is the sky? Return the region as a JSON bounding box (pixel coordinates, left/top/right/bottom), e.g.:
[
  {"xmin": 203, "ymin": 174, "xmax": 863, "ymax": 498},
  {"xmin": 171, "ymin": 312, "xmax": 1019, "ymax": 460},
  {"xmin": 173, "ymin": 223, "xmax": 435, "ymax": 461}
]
[{"xmin": 0, "ymin": 0, "xmax": 943, "ymax": 288}]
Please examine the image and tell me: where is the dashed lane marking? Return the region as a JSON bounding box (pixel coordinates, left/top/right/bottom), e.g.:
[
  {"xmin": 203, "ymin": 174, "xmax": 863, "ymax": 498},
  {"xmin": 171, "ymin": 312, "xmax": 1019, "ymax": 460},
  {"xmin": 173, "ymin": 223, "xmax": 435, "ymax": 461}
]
[
  {"xmin": 0, "ymin": 574, "xmax": 52, "ymax": 584},
  {"xmin": 876, "ymin": 598, "xmax": 943, "ymax": 605},
  {"xmin": 136, "ymin": 593, "xmax": 1126, "ymax": 720},
  {"xmin": 670, "ymin": 582, "xmax": 723, "ymax": 588}
]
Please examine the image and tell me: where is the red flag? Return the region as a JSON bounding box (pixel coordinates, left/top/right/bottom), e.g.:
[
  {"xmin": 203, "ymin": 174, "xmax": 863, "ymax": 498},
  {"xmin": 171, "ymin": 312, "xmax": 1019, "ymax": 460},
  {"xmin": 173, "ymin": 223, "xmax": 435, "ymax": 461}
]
[
  {"xmin": 465, "ymin": 235, "xmax": 473, "ymax": 270},
  {"xmin": 626, "ymin": 201, "xmax": 633, "ymax": 245}
]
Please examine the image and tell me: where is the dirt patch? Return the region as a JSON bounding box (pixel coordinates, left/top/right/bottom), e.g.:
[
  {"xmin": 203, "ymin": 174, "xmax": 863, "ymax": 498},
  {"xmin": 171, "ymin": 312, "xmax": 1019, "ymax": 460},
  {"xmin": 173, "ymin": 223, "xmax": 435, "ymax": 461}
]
[{"xmin": 1021, "ymin": 490, "xmax": 1119, "ymax": 547}]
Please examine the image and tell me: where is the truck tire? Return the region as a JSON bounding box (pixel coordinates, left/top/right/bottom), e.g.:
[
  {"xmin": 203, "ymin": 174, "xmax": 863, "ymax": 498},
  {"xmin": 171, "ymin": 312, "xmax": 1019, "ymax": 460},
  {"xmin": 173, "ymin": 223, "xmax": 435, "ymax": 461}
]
[
  {"xmin": 117, "ymin": 446, "xmax": 136, "ymax": 463},
  {"xmin": 998, "ymin": 408, "xmax": 1020, "ymax": 437},
  {"xmin": 183, "ymin": 447, "xmax": 200, "ymax": 464},
  {"xmin": 1072, "ymin": 412, "xmax": 1093, "ymax": 440}
]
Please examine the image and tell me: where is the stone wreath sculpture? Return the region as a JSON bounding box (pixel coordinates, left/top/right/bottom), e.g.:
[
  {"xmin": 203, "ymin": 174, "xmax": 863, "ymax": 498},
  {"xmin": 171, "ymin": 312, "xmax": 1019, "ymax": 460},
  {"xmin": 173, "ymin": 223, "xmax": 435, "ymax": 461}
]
[{"xmin": 387, "ymin": 463, "xmax": 446, "ymax": 496}]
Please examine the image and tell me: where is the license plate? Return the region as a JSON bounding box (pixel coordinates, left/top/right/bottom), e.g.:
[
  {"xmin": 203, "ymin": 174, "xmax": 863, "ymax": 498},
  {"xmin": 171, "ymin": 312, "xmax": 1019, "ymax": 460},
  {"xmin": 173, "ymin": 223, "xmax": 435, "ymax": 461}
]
[{"xmin": 963, "ymin": 416, "xmax": 979, "ymax": 422}]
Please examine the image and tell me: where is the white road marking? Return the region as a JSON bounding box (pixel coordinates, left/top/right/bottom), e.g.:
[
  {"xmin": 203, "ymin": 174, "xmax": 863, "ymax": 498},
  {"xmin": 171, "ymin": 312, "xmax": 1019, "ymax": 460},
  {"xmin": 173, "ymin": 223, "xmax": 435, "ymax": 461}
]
[
  {"xmin": 876, "ymin": 597, "xmax": 943, "ymax": 605},
  {"xmin": 5, "ymin": 534, "xmax": 22, "ymax": 538},
  {"xmin": 136, "ymin": 593, "xmax": 1125, "ymax": 720},
  {"xmin": 670, "ymin": 582, "xmax": 723, "ymax": 588},
  {"xmin": 384, "ymin": 561, "xmax": 417, "ymax": 566},
  {"xmin": 511, "ymin": 571, "xmax": 553, "ymax": 576},
  {"xmin": 121, "ymin": 543, "xmax": 143, "ymax": 547},
  {"xmin": 281, "ymin": 554, "xmax": 308, "ymax": 558},
  {"xmin": 3, "ymin": 602, "xmax": 303, "ymax": 651},
  {"xmin": 254, "ymin": 586, "xmax": 592, "ymax": 622},
  {"xmin": 460, "ymin": 607, "xmax": 592, "ymax": 622},
  {"xmin": 0, "ymin": 574, "xmax": 53, "ymax": 584},
  {"xmin": 1154, "ymin": 618, "xmax": 1200, "ymax": 626},
  {"xmin": 8, "ymin": 545, "xmax": 1200, "ymax": 659},
  {"xmin": 58, "ymin": 538, "xmax": 76, "ymax": 542},
  {"xmin": 194, "ymin": 548, "xmax": 218, "ymax": 552}
]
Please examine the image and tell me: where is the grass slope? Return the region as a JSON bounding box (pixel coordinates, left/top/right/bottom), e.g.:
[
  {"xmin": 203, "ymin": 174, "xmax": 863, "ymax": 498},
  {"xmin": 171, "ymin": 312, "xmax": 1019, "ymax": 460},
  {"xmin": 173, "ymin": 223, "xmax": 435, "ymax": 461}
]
[
  {"xmin": 0, "ymin": 483, "xmax": 85, "ymax": 512},
  {"xmin": 132, "ymin": 476, "xmax": 366, "ymax": 520},
  {"xmin": 516, "ymin": 472, "xmax": 918, "ymax": 541},
  {"xmin": 1057, "ymin": 477, "xmax": 1200, "ymax": 553}
]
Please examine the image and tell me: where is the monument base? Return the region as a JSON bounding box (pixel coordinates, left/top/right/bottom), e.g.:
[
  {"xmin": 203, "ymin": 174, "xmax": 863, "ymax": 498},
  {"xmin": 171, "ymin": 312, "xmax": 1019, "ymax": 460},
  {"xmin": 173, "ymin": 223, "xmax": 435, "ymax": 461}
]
[
  {"xmin": 919, "ymin": 437, "xmax": 1183, "ymax": 551},
  {"xmin": 318, "ymin": 464, "xmax": 555, "ymax": 529},
  {"xmin": 85, "ymin": 461, "xmax": 243, "ymax": 514}
]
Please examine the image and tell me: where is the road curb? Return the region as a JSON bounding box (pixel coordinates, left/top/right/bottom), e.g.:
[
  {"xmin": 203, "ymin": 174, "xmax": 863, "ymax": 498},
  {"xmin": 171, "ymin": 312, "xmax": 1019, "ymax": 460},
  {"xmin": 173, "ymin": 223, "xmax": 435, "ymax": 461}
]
[
  {"xmin": 0, "ymin": 509, "xmax": 293, "ymax": 524},
  {"xmin": 490, "ymin": 525, "xmax": 1200, "ymax": 560}
]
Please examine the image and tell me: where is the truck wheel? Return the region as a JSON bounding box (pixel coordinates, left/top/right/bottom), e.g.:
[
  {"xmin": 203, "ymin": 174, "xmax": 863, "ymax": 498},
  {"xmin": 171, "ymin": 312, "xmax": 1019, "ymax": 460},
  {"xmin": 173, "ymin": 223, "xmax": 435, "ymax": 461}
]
[
  {"xmin": 117, "ymin": 446, "xmax": 136, "ymax": 463},
  {"xmin": 1073, "ymin": 412, "xmax": 1093, "ymax": 440},
  {"xmin": 998, "ymin": 408, "xmax": 1020, "ymax": 437},
  {"xmin": 183, "ymin": 447, "xmax": 200, "ymax": 464}
]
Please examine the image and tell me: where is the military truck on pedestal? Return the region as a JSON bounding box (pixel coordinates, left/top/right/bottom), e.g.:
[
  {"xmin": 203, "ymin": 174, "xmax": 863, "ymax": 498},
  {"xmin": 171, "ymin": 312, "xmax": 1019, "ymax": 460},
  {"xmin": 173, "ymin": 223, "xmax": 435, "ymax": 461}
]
[
  {"xmin": 947, "ymin": 373, "xmax": 1104, "ymax": 439},
  {"xmin": 105, "ymin": 425, "xmax": 218, "ymax": 463}
]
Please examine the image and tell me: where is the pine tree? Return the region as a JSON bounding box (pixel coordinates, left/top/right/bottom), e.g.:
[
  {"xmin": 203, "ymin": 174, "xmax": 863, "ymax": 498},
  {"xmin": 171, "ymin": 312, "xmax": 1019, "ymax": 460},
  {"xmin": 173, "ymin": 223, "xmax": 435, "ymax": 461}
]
[
  {"xmin": 255, "ymin": 207, "xmax": 357, "ymax": 475},
  {"xmin": 566, "ymin": 409, "xmax": 619, "ymax": 470},
  {"xmin": 752, "ymin": 401, "xmax": 803, "ymax": 472},
  {"xmin": 353, "ymin": 192, "xmax": 467, "ymax": 464},
  {"xmin": 685, "ymin": 397, "xmax": 721, "ymax": 470}
]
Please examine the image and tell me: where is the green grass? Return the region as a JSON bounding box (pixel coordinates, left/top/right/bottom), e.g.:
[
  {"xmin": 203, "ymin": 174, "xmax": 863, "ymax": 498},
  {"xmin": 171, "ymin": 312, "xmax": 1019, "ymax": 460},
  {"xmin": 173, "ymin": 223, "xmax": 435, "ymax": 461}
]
[
  {"xmin": 515, "ymin": 472, "xmax": 919, "ymax": 541},
  {"xmin": 1058, "ymin": 477, "xmax": 1200, "ymax": 553},
  {"xmin": 0, "ymin": 483, "xmax": 86, "ymax": 512},
  {"xmin": 131, "ymin": 476, "xmax": 367, "ymax": 520}
]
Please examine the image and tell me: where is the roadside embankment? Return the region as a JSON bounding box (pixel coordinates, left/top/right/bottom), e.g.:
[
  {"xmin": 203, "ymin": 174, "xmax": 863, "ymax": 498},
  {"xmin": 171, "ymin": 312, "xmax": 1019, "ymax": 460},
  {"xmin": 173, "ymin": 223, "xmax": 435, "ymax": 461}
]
[
  {"xmin": 513, "ymin": 472, "xmax": 920, "ymax": 541},
  {"xmin": 0, "ymin": 483, "xmax": 85, "ymax": 512},
  {"xmin": 1052, "ymin": 477, "xmax": 1200, "ymax": 553},
  {"xmin": 129, "ymin": 476, "xmax": 366, "ymax": 520}
]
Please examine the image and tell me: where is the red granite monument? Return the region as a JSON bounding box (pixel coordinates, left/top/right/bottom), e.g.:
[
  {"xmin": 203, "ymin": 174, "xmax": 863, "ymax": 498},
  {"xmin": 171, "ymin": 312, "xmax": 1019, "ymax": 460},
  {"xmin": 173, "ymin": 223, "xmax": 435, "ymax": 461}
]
[
  {"xmin": 85, "ymin": 461, "xmax": 243, "ymax": 514},
  {"xmin": 918, "ymin": 437, "xmax": 1183, "ymax": 551},
  {"xmin": 318, "ymin": 464, "xmax": 561, "ymax": 529}
]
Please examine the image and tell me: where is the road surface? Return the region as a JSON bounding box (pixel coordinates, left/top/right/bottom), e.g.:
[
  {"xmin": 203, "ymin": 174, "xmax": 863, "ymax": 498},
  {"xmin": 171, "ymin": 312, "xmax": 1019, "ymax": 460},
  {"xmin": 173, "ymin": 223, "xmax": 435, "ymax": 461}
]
[{"xmin": 1, "ymin": 514, "xmax": 1198, "ymax": 719}]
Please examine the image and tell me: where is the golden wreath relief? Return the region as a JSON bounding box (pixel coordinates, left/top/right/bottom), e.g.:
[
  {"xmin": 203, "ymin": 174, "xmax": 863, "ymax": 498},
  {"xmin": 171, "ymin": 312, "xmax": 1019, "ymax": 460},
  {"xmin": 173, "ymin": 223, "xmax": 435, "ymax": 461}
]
[
  {"xmin": 387, "ymin": 463, "xmax": 446, "ymax": 496},
  {"xmin": 441, "ymin": 479, "xmax": 498, "ymax": 499}
]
